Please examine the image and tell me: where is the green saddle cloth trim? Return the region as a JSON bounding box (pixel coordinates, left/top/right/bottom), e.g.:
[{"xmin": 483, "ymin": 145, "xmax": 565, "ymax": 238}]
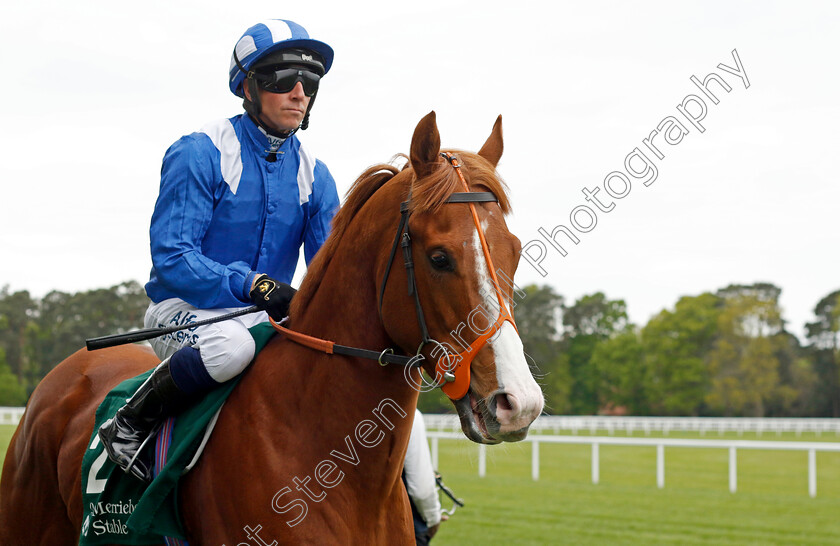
[{"xmin": 79, "ymin": 322, "xmax": 276, "ymax": 545}]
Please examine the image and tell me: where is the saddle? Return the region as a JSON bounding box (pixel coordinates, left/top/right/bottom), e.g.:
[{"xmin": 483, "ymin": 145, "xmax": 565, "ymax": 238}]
[{"xmin": 79, "ymin": 323, "xmax": 276, "ymax": 546}]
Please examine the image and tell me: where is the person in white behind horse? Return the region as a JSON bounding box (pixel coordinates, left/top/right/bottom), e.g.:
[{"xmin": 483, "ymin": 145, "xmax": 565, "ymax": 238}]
[{"xmin": 404, "ymin": 409, "xmax": 448, "ymax": 544}]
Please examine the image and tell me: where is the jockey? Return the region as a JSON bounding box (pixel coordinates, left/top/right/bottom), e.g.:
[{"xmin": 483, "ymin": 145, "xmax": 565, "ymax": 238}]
[{"xmin": 99, "ymin": 19, "xmax": 340, "ymax": 482}]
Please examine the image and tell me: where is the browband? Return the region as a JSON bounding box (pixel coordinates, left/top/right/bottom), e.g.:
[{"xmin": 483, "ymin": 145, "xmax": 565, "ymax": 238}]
[
  {"xmin": 445, "ymin": 191, "xmax": 497, "ymax": 204},
  {"xmin": 399, "ymin": 192, "xmax": 498, "ymax": 213}
]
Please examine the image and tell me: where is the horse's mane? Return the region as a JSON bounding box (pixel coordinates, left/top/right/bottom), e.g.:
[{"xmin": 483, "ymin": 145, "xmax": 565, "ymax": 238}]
[{"xmin": 290, "ymin": 150, "xmax": 511, "ymax": 314}]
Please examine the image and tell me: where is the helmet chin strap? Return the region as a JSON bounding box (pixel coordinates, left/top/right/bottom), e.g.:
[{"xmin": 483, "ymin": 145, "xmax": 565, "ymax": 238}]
[{"xmin": 299, "ymin": 93, "xmax": 316, "ymax": 131}]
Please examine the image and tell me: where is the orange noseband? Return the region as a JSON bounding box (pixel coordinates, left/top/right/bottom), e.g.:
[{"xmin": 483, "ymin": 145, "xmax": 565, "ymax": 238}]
[{"xmin": 435, "ymin": 153, "xmax": 517, "ymax": 399}]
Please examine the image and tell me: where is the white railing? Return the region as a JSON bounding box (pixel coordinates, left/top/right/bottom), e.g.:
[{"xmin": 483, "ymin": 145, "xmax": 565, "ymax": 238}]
[
  {"xmin": 0, "ymin": 407, "xmax": 25, "ymax": 425},
  {"xmin": 426, "ymin": 431, "xmax": 840, "ymax": 498},
  {"xmin": 422, "ymin": 414, "xmax": 840, "ymax": 437},
  {"xmin": 4, "ymin": 409, "xmax": 837, "ymax": 435}
]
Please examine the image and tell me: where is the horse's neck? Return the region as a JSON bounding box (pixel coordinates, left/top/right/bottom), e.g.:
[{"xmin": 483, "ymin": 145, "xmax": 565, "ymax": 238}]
[
  {"xmin": 233, "ymin": 188, "xmax": 419, "ymax": 497},
  {"xmin": 284, "ymin": 178, "xmax": 408, "ymax": 363}
]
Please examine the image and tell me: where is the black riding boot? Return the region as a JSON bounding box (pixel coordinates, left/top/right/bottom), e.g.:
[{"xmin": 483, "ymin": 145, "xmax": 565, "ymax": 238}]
[{"xmin": 98, "ymin": 359, "xmax": 189, "ymax": 482}]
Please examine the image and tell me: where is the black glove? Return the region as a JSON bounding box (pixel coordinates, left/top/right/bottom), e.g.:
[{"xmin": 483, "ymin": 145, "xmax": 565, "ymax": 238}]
[{"xmin": 249, "ymin": 274, "xmax": 297, "ymax": 321}]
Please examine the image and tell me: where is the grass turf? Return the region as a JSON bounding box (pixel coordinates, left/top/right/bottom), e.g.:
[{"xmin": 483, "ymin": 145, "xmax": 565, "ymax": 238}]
[
  {"xmin": 428, "ymin": 432, "xmax": 840, "ymax": 545},
  {"xmin": 0, "ymin": 425, "xmax": 14, "ymax": 463}
]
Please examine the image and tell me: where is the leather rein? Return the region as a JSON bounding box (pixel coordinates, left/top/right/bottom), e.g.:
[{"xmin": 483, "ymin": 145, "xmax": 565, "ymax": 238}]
[{"xmin": 270, "ymin": 152, "xmax": 516, "ymax": 400}]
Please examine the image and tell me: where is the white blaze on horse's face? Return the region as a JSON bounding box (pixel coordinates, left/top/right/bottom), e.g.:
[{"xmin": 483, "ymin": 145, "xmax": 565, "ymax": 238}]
[{"xmin": 471, "ymin": 229, "xmax": 545, "ymax": 440}]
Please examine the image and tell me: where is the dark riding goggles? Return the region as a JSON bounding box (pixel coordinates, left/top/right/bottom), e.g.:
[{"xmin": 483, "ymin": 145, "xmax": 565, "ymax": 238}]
[{"xmin": 253, "ymin": 67, "xmax": 321, "ymax": 96}]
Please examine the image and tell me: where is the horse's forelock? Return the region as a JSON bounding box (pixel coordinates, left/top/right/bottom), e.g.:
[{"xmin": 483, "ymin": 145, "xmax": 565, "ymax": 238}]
[{"xmin": 408, "ymin": 150, "xmax": 511, "ymax": 215}]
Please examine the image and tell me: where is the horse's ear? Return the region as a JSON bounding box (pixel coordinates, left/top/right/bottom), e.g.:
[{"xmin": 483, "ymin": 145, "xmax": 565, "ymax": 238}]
[
  {"xmin": 410, "ymin": 111, "xmax": 441, "ymax": 179},
  {"xmin": 478, "ymin": 115, "xmax": 503, "ymax": 167}
]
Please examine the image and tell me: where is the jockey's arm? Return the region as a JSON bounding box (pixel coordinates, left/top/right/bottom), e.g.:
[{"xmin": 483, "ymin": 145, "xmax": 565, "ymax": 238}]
[{"xmin": 148, "ymin": 135, "xmax": 256, "ymax": 309}]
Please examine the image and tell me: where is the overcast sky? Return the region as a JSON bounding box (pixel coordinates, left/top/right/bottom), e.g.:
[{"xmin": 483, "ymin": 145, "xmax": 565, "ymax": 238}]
[{"xmin": 1, "ymin": 0, "xmax": 837, "ymax": 341}]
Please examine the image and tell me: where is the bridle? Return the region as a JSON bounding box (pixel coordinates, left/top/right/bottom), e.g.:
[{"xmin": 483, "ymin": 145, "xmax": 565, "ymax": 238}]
[
  {"xmin": 379, "ymin": 152, "xmax": 517, "ymax": 399},
  {"xmin": 271, "ymin": 152, "xmax": 516, "ymax": 400}
]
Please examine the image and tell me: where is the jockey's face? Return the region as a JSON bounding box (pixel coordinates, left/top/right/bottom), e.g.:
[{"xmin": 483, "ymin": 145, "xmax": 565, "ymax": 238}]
[{"xmin": 245, "ymin": 80, "xmax": 311, "ymax": 134}]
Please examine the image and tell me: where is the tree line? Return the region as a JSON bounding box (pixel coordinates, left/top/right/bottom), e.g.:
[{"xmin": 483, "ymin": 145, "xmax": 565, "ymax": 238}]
[
  {"xmin": 0, "ymin": 281, "xmax": 149, "ymax": 405},
  {"xmin": 417, "ymin": 282, "xmax": 840, "ymax": 417},
  {"xmin": 1, "ymin": 281, "xmax": 838, "ymax": 416},
  {"xmin": 492, "ymin": 282, "xmax": 840, "ymax": 418}
]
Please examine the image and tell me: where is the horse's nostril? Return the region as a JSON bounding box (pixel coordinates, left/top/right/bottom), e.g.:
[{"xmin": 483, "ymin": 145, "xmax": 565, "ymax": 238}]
[{"xmin": 495, "ymin": 392, "xmax": 513, "ymax": 412}]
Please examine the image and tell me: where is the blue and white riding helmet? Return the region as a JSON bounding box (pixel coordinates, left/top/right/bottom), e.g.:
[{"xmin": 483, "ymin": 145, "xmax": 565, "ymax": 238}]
[{"xmin": 229, "ymin": 19, "xmax": 334, "ymax": 131}]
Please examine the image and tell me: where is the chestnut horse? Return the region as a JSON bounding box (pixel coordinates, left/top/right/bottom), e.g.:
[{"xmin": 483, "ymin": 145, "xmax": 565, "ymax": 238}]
[{"xmin": 0, "ymin": 112, "xmax": 544, "ymax": 545}]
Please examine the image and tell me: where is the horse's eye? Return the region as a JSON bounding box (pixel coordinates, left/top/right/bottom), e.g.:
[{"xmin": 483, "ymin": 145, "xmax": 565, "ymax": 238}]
[{"xmin": 429, "ymin": 251, "xmax": 453, "ymax": 272}]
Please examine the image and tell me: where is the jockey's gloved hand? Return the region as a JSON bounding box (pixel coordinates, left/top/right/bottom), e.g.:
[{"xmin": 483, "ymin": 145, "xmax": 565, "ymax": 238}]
[{"xmin": 249, "ymin": 274, "xmax": 297, "ymax": 321}]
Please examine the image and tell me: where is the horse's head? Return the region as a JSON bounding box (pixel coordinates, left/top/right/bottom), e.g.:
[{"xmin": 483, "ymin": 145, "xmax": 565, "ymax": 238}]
[{"xmin": 381, "ymin": 112, "xmax": 544, "ymax": 444}]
